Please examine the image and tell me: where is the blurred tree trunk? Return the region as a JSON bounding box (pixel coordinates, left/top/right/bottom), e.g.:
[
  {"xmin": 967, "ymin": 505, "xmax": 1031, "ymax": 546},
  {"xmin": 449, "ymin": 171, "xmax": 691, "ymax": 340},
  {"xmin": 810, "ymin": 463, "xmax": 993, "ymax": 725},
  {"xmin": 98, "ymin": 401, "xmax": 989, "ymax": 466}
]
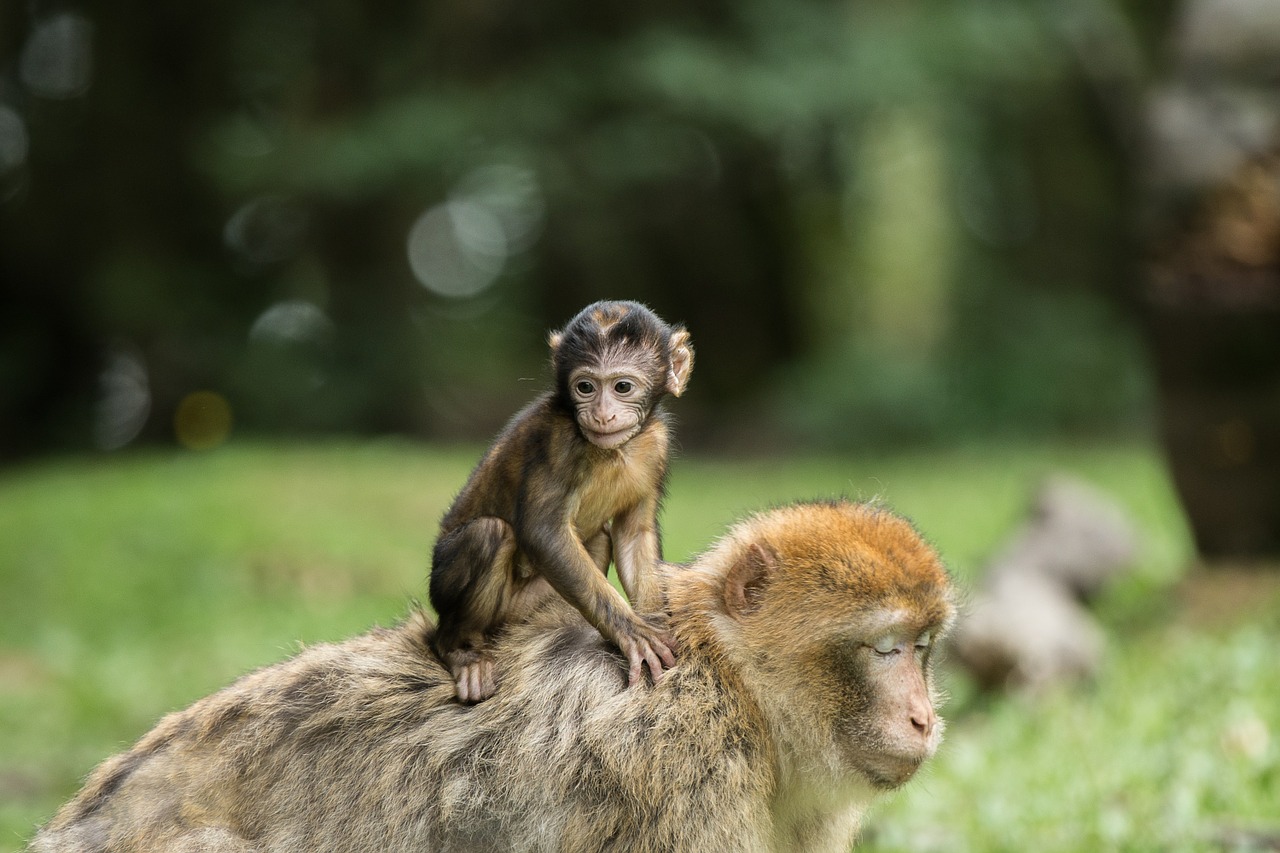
[
  {"xmin": 0, "ymin": 3, "xmax": 239, "ymax": 458},
  {"xmin": 1139, "ymin": 0, "xmax": 1280, "ymax": 558}
]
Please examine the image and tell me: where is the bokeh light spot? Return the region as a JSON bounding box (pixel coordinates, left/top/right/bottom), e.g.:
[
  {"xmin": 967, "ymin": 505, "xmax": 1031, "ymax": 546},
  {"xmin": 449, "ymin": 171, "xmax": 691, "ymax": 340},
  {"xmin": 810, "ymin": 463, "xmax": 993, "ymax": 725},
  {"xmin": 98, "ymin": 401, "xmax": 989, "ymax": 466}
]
[
  {"xmin": 174, "ymin": 391, "xmax": 234, "ymax": 451},
  {"xmin": 20, "ymin": 13, "xmax": 94, "ymax": 99},
  {"xmin": 451, "ymin": 164, "xmax": 544, "ymax": 254},
  {"xmin": 249, "ymin": 299, "xmax": 333, "ymax": 345},
  {"xmin": 406, "ymin": 201, "xmax": 507, "ymax": 298},
  {"xmin": 407, "ymin": 163, "xmax": 545, "ymax": 299},
  {"xmin": 0, "ymin": 105, "xmax": 29, "ymax": 174},
  {"xmin": 224, "ymin": 195, "xmax": 308, "ymax": 267},
  {"xmin": 94, "ymin": 346, "xmax": 151, "ymax": 451}
]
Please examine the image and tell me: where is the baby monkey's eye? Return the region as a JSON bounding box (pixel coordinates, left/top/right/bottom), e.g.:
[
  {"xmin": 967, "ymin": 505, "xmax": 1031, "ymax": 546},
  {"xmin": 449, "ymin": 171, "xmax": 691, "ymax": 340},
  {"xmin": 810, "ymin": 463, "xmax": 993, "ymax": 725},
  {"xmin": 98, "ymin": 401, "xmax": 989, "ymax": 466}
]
[
  {"xmin": 915, "ymin": 631, "xmax": 932, "ymax": 649},
  {"xmin": 575, "ymin": 380, "xmax": 596, "ymax": 396},
  {"xmin": 614, "ymin": 380, "xmax": 634, "ymax": 394}
]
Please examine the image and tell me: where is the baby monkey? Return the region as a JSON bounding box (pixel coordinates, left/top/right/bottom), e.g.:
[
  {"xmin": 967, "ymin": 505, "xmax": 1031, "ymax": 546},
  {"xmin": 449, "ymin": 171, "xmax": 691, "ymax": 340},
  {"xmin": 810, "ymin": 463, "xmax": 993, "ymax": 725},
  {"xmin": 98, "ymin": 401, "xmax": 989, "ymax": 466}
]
[{"xmin": 430, "ymin": 300, "xmax": 693, "ymax": 703}]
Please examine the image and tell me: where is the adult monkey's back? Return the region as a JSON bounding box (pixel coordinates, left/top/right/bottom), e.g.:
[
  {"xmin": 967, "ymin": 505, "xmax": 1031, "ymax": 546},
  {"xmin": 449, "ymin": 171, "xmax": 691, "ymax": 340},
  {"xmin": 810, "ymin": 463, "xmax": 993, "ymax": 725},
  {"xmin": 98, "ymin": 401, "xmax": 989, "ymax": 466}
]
[{"xmin": 29, "ymin": 499, "xmax": 956, "ymax": 853}]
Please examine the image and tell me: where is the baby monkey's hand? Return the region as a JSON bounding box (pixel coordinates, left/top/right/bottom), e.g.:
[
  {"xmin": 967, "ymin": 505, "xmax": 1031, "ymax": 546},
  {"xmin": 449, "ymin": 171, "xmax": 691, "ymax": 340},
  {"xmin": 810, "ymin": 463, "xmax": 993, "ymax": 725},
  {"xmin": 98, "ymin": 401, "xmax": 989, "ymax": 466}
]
[{"xmin": 618, "ymin": 614, "xmax": 677, "ymax": 687}]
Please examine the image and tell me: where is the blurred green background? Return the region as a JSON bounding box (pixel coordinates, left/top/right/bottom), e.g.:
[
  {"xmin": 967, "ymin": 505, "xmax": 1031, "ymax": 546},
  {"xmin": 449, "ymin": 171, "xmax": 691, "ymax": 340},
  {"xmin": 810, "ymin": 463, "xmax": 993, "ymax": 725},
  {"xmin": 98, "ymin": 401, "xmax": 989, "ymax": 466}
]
[
  {"xmin": 4, "ymin": 443, "xmax": 1278, "ymax": 853},
  {"xmin": 2, "ymin": 0, "xmax": 1170, "ymax": 456},
  {"xmin": 2, "ymin": 0, "xmax": 1279, "ymax": 850}
]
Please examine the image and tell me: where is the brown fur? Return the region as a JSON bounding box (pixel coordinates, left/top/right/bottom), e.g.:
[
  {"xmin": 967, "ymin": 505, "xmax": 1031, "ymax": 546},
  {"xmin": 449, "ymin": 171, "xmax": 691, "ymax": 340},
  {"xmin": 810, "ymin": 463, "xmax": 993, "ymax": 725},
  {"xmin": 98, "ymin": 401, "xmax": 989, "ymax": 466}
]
[
  {"xmin": 429, "ymin": 300, "xmax": 691, "ymax": 701},
  {"xmin": 30, "ymin": 499, "xmax": 954, "ymax": 853}
]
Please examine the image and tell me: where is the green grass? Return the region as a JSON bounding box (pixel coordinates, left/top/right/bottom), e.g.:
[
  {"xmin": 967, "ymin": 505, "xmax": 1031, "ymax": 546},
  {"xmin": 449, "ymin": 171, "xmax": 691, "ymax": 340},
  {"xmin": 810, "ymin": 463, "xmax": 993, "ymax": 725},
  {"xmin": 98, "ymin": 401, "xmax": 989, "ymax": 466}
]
[{"xmin": 1, "ymin": 440, "xmax": 1276, "ymax": 852}]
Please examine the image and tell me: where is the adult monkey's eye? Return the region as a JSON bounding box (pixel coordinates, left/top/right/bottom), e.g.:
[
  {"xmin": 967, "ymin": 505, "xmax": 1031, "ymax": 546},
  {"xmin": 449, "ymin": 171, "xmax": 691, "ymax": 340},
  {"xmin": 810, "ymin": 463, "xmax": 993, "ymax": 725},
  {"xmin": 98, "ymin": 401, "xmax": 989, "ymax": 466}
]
[
  {"xmin": 576, "ymin": 380, "xmax": 595, "ymax": 395},
  {"xmin": 614, "ymin": 380, "xmax": 634, "ymax": 394},
  {"xmin": 872, "ymin": 636, "xmax": 898, "ymax": 656}
]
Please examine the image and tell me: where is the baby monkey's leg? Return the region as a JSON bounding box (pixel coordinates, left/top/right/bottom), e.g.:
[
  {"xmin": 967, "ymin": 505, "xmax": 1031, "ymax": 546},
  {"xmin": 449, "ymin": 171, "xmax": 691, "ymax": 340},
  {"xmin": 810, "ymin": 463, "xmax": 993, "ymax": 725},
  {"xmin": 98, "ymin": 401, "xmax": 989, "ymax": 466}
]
[{"xmin": 429, "ymin": 517, "xmax": 520, "ymax": 703}]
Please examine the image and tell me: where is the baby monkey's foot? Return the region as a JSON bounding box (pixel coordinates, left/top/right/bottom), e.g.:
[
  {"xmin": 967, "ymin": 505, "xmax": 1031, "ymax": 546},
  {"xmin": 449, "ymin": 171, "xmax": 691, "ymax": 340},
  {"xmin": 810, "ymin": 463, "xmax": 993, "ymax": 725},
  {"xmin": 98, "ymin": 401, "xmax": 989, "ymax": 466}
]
[{"xmin": 450, "ymin": 652, "xmax": 497, "ymax": 704}]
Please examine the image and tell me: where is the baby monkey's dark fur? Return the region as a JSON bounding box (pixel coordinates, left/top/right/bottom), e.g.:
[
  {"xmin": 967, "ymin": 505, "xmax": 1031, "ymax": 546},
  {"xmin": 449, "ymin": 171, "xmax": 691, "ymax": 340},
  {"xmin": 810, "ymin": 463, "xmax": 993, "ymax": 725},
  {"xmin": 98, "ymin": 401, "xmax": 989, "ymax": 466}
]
[{"xmin": 429, "ymin": 300, "xmax": 693, "ymax": 702}]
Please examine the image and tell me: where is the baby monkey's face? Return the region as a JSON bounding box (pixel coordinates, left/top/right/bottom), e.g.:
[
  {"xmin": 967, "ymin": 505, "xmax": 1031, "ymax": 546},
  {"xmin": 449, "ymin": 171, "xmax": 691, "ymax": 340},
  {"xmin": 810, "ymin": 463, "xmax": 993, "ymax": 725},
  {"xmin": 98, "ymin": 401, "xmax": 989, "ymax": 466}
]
[
  {"xmin": 548, "ymin": 300, "xmax": 692, "ymax": 451},
  {"xmin": 569, "ymin": 363, "xmax": 652, "ymax": 449}
]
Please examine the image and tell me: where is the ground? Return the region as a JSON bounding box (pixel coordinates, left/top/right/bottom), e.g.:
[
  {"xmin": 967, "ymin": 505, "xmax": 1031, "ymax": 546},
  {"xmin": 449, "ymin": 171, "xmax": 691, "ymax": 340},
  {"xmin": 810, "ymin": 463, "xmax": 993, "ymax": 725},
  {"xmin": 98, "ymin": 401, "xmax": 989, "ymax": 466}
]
[{"xmin": 1, "ymin": 441, "xmax": 1276, "ymax": 852}]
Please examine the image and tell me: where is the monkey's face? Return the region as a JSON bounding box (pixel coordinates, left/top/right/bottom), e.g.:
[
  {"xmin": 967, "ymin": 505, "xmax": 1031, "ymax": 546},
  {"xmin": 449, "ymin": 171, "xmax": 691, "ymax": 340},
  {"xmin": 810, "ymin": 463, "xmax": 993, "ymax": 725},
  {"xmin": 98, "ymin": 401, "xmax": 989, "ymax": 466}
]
[
  {"xmin": 569, "ymin": 364, "xmax": 652, "ymax": 449},
  {"xmin": 548, "ymin": 301, "xmax": 693, "ymax": 444},
  {"xmin": 828, "ymin": 617, "xmax": 943, "ymax": 790},
  {"xmin": 717, "ymin": 501, "xmax": 953, "ymax": 792}
]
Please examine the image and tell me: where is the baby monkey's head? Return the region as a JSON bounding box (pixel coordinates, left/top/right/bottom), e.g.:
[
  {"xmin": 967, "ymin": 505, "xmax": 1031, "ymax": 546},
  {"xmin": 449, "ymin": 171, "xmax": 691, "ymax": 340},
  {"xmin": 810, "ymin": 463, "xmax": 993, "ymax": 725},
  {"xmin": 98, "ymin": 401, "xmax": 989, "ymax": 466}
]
[{"xmin": 549, "ymin": 301, "xmax": 693, "ymax": 449}]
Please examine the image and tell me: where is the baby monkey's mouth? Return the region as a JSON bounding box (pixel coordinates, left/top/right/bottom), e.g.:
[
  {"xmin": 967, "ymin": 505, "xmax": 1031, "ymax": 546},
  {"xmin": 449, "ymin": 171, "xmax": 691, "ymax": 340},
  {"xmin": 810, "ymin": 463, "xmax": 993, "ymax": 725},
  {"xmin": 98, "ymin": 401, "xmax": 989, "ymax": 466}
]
[{"xmin": 583, "ymin": 424, "xmax": 638, "ymax": 449}]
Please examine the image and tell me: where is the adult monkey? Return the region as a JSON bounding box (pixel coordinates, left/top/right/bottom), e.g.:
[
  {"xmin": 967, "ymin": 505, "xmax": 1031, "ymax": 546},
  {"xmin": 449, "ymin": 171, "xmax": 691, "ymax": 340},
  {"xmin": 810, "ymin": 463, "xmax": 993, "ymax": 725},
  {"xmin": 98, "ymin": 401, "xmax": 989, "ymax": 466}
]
[
  {"xmin": 29, "ymin": 499, "xmax": 955, "ymax": 853},
  {"xmin": 430, "ymin": 300, "xmax": 692, "ymax": 702}
]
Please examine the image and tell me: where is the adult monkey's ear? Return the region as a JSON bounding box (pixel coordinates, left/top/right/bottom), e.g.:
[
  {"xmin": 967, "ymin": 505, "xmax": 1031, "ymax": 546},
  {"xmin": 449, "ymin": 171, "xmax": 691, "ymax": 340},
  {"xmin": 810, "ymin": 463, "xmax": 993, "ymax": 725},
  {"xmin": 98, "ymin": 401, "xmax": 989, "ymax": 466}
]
[
  {"xmin": 665, "ymin": 328, "xmax": 694, "ymax": 397},
  {"xmin": 724, "ymin": 542, "xmax": 777, "ymax": 618}
]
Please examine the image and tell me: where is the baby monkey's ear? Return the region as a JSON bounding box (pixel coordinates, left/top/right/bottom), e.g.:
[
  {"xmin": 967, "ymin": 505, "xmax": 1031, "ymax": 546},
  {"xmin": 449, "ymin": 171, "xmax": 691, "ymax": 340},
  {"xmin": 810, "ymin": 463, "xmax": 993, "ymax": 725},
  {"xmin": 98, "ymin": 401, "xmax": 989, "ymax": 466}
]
[
  {"xmin": 548, "ymin": 330, "xmax": 564, "ymax": 352},
  {"xmin": 666, "ymin": 328, "xmax": 694, "ymax": 398}
]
